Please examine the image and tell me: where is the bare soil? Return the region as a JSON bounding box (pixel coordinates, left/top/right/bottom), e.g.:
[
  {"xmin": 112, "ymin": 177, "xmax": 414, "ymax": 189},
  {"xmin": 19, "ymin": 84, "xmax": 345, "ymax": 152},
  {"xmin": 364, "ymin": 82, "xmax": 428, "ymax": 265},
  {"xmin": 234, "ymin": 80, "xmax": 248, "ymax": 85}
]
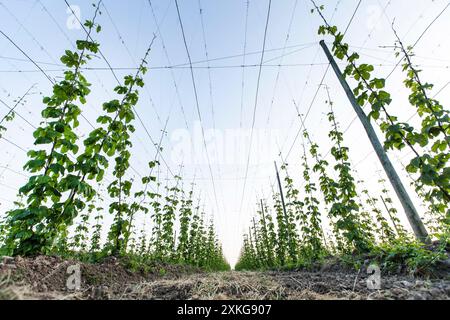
[{"xmin": 0, "ymin": 256, "xmax": 449, "ymax": 300}]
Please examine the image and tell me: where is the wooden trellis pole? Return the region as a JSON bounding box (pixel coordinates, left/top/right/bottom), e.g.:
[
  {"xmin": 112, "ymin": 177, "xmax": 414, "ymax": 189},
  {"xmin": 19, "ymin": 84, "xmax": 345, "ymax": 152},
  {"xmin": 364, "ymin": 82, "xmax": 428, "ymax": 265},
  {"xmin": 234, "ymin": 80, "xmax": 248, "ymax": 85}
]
[{"xmin": 320, "ymin": 40, "xmax": 429, "ymax": 243}]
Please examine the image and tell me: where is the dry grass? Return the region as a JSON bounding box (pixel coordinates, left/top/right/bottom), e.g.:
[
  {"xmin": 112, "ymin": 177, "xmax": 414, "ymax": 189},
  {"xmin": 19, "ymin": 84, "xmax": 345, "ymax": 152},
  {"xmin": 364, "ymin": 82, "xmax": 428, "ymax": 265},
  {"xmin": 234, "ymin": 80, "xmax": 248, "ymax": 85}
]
[{"xmin": 191, "ymin": 272, "xmax": 286, "ymax": 300}]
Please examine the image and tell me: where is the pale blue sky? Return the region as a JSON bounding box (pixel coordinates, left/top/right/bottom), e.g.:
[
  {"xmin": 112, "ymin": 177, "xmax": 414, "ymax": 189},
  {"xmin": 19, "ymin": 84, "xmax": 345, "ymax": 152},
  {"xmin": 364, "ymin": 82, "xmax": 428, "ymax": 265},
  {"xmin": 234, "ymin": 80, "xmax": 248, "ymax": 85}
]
[{"xmin": 1, "ymin": 0, "xmax": 449, "ymax": 265}]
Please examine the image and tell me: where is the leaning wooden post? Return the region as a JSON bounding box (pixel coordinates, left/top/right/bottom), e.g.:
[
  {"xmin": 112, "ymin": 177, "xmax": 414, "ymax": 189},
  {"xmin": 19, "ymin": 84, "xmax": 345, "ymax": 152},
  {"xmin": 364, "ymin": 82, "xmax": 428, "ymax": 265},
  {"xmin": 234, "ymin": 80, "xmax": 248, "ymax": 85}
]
[
  {"xmin": 274, "ymin": 161, "xmax": 295, "ymax": 257},
  {"xmin": 380, "ymin": 196, "xmax": 402, "ymax": 237},
  {"xmin": 260, "ymin": 199, "xmax": 274, "ymax": 266},
  {"xmin": 252, "ymin": 217, "xmax": 259, "ymax": 245},
  {"xmin": 260, "ymin": 201, "xmax": 270, "ymax": 248},
  {"xmin": 319, "ymin": 40, "xmax": 429, "ymax": 243},
  {"xmin": 248, "ymin": 227, "xmax": 254, "ymax": 250},
  {"xmin": 252, "ymin": 217, "xmax": 264, "ymax": 263}
]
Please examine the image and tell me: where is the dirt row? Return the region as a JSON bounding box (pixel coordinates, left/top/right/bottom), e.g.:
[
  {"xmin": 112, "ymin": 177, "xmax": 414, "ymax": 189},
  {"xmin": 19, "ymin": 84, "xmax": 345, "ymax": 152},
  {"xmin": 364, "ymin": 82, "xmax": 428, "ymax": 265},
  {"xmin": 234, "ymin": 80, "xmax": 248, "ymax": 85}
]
[{"xmin": 1, "ymin": 256, "xmax": 449, "ymax": 300}]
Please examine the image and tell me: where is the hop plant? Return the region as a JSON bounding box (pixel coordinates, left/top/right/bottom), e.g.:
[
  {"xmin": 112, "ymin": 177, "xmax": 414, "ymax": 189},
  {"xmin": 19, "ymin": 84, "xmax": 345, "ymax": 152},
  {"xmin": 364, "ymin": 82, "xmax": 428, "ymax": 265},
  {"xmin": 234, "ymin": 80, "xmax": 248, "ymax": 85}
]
[{"xmin": 3, "ymin": 7, "xmax": 102, "ymax": 256}]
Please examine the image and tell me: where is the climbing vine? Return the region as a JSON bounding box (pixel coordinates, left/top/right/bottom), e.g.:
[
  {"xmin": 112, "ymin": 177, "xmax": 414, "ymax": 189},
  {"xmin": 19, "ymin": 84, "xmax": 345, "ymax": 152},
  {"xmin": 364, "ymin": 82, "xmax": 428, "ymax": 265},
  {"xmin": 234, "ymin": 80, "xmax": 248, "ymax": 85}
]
[
  {"xmin": 326, "ymin": 94, "xmax": 372, "ymax": 253},
  {"xmin": 392, "ymin": 27, "xmax": 449, "ymax": 227},
  {"xmin": 298, "ymin": 142, "xmax": 325, "ymax": 260},
  {"xmin": 4, "ymin": 5, "xmax": 102, "ymax": 256}
]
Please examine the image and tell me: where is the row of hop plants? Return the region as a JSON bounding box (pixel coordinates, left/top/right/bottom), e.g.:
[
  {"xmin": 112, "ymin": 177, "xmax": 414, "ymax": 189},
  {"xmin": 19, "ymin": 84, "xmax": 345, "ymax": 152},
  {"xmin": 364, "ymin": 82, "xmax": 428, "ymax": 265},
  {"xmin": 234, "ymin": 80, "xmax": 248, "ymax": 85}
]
[
  {"xmin": 0, "ymin": 3, "xmax": 229, "ymax": 272},
  {"xmin": 312, "ymin": 1, "xmax": 449, "ymax": 224},
  {"xmin": 236, "ymin": 5, "xmax": 449, "ymax": 271}
]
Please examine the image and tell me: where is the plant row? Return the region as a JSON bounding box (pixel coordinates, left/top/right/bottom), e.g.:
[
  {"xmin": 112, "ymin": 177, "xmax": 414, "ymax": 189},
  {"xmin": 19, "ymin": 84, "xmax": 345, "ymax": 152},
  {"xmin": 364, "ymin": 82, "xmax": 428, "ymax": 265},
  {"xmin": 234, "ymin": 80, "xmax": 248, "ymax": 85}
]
[
  {"xmin": 0, "ymin": 4, "xmax": 229, "ymax": 272},
  {"xmin": 236, "ymin": 8, "xmax": 449, "ymax": 272}
]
